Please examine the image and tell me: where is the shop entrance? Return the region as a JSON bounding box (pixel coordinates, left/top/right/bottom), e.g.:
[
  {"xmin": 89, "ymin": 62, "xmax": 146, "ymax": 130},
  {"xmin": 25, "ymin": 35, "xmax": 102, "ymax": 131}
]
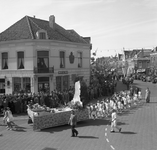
[
  {"xmin": 56, "ymin": 75, "xmax": 69, "ymax": 92},
  {"xmin": 38, "ymin": 77, "xmax": 49, "ymax": 93}
]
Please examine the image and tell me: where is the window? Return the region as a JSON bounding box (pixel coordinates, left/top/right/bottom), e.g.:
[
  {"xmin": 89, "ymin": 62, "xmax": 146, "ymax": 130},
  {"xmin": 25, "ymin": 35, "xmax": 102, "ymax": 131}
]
[
  {"xmin": 37, "ymin": 51, "xmax": 49, "ymax": 73},
  {"xmin": 23, "ymin": 77, "xmax": 31, "ymax": 93},
  {"xmin": 13, "ymin": 77, "xmax": 21, "ymax": 93},
  {"xmin": 38, "ymin": 77, "xmax": 49, "ymax": 93},
  {"xmin": 78, "ymin": 52, "xmax": 82, "ymax": 68},
  {"xmin": 13, "ymin": 77, "xmax": 31, "ymax": 93},
  {"xmin": 36, "ymin": 30, "xmax": 48, "ymax": 39},
  {"xmin": 17, "ymin": 51, "xmax": 24, "ymax": 69},
  {"xmin": 56, "ymin": 76, "xmax": 62, "ymax": 91},
  {"xmin": 39, "ymin": 32, "xmax": 46, "ymax": 39},
  {"xmin": 138, "ymin": 61, "xmax": 142, "ymax": 68},
  {"xmin": 56, "ymin": 75, "xmax": 69, "ymax": 92},
  {"xmin": 63, "ymin": 75, "xmax": 69, "ymax": 91},
  {"xmin": 60, "ymin": 51, "xmax": 65, "ymax": 68},
  {"xmin": 2, "ymin": 52, "xmax": 8, "ymax": 69}
]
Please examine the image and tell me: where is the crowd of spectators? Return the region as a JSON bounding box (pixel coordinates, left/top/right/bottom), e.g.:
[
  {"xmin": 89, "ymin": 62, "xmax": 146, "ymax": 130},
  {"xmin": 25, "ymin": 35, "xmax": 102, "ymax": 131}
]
[{"xmin": 0, "ymin": 71, "xmax": 117, "ymax": 115}]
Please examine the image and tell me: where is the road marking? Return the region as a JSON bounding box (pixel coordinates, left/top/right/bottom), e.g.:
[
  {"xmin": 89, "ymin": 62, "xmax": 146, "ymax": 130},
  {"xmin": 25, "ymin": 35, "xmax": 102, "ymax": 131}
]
[
  {"xmin": 105, "ymin": 128, "xmax": 107, "ymax": 131},
  {"xmin": 110, "ymin": 145, "xmax": 115, "ymax": 150},
  {"xmin": 106, "ymin": 138, "xmax": 109, "ymax": 142},
  {"xmin": 105, "ymin": 133, "xmax": 107, "ymax": 136}
]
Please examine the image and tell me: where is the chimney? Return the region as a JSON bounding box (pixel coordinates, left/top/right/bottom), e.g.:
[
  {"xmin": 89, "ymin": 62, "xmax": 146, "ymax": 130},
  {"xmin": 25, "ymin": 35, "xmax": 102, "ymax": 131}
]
[{"xmin": 49, "ymin": 15, "xmax": 55, "ymax": 29}]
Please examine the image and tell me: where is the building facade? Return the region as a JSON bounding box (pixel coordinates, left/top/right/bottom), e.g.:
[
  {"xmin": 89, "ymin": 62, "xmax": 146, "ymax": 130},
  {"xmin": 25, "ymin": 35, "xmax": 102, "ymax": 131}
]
[
  {"xmin": 0, "ymin": 15, "xmax": 91, "ymax": 94},
  {"xmin": 150, "ymin": 52, "xmax": 157, "ymax": 75},
  {"xmin": 123, "ymin": 49, "xmax": 152, "ymax": 75}
]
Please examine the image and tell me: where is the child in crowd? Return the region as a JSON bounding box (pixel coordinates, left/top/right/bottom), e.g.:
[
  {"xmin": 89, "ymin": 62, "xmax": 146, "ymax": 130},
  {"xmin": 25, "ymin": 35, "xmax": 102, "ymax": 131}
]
[
  {"xmin": 3, "ymin": 107, "xmax": 14, "ymax": 130},
  {"xmin": 91, "ymin": 104, "xmax": 97, "ymax": 120},
  {"xmin": 138, "ymin": 89, "xmax": 142, "ymax": 101}
]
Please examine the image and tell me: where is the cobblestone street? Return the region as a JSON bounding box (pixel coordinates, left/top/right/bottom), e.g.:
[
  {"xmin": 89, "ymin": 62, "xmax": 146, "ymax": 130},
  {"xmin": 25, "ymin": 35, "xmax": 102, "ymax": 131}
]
[{"xmin": 0, "ymin": 80, "xmax": 157, "ymax": 150}]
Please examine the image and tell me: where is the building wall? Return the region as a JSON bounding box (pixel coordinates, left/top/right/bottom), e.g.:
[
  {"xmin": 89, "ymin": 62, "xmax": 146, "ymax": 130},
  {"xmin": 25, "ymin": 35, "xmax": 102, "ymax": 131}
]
[
  {"xmin": 137, "ymin": 59, "xmax": 150, "ymax": 69},
  {"xmin": 0, "ymin": 39, "xmax": 91, "ymax": 94},
  {"xmin": 150, "ymin": 53, "xmax": 157, "ymax": 68}
]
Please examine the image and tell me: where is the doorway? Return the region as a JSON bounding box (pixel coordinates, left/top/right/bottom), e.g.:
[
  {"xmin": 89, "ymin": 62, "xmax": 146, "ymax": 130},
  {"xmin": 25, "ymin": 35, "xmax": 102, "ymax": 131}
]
[{"xmin": 38, "ymin": 77, "xmax": 49, "ymax": 93}]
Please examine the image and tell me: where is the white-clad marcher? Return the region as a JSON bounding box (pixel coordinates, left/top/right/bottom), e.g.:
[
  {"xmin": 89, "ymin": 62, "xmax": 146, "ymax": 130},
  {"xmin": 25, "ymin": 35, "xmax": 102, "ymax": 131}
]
[
  {"xmin": 138, "ymin": 90, "xmax": 142, "ymax": 101},
  {"xmin": 110, "ymin": 109, "xmax": 122, "ymax": 133}
]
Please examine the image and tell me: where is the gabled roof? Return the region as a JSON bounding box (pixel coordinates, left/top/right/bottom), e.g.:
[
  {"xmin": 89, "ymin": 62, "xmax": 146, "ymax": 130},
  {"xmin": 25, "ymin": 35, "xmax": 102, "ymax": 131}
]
[
  {"xmin": 124, "ymin": 49, "xmax": 152, "ymax": 59},
  {"xmin": 0, "ymin": 16, "xmax": 88, "ymax": 44},
  {"xmin": 137, "ymin": 49, "xmax": 152, "ymax": 58}
]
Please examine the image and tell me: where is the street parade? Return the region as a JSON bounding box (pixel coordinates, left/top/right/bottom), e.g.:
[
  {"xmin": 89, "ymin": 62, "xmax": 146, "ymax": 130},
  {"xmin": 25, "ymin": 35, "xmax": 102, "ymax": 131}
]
[{"xmin": 0, "ymin": 1, "xmax": 157, "ymax": 150}]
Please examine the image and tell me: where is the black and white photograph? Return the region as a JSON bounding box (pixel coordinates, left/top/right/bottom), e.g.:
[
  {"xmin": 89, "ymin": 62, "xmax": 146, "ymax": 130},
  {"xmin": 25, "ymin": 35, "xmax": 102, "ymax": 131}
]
[{"xmin": 0, "ymin": 0, "xmax": 157, "ymax": 150}]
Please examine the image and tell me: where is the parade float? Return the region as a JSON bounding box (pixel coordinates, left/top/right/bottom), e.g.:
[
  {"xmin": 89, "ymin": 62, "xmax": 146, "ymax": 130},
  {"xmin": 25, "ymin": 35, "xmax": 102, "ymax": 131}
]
[{"xmin": 27, "ymin": 81, "xmax": 89, "ymax": 131}]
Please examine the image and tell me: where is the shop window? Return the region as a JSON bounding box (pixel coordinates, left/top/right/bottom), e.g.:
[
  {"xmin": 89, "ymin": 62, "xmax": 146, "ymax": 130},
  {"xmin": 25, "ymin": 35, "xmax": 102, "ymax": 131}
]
[
  {"xmin": 63, "ymin": 75, "xmax": 69, "ymax": 91},
  {"xmin": 56, "ymin": 76, "xmax": 62, "ymax": 91},
  {"xmin": 2, "ymin": 52, "xmax": 8, "ymax": 69},
  {"xmin": 17, "ymin": 51, "xmax": 24, "ymax": 69},
  {"xmin": 71, "ymin": 74, "xmax": 76, "ymax": 83},
  {"xmin": 37, "ymin": 51, "xmax": 49, "ymax": 72},
  {"xmin": 23, "ymin": 77, "xmax": 30, "ymax": 93},
  {"xmin": 13, "ymin": 77, "xmax": 21, "ymax": 93},
  {"xmin": 56, "ymin": 75, "xmax": 69, "ymax": 92},
  {"xmin": 60, "ymin": 51, "xmax": 65, "ymax": 68},
  {"xmin": 0, "ymin": 79, "xmax": 5, "ymax": 94},
  {"xmin": 78, "ymin": 52, "xmax": 82, "ymax": 68},
  {"xmin": 13, "ymin": 77, "xmax": 31, "ymax": 93}
]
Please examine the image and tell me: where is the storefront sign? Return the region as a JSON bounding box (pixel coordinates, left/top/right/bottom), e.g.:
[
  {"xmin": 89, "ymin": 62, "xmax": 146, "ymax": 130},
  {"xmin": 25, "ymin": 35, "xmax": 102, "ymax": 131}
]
[
  {"xmin": 58, "ymin": 71, "xmax": 68, "ymax": 74},
  {"xmin": 137, "ymin": 69, "xmax": 145, "ymax": 73}
]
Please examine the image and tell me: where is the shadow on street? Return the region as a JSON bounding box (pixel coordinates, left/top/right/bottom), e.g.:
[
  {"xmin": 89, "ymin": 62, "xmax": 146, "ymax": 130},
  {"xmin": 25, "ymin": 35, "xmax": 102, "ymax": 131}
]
[
  {"xmin": 78, "ymin": 135, "xmax": 99, "ymax": 139},
  {"xmin": 120, "ymin": 131, "xmax": 137, "ymax": 134},
  {"xmin": 41, "ymin": 119, "xmax": 110, "ymax": 133},
  {"xmin": 42, "ymin": 148, "xmax": 57, "ymax": 150}
]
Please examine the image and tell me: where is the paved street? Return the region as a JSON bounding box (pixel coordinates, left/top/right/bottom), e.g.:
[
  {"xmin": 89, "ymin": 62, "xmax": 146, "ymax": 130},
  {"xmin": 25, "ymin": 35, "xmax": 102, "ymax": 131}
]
[{"xmin": 0, "ymin": 80, "xmax": 157, "ymax": 150}]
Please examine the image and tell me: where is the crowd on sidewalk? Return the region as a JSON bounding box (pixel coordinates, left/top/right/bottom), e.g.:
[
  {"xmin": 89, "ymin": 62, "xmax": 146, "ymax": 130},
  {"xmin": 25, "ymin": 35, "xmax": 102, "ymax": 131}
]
[{"xmin": 0, "ymin": 73, "xmax": 116, "ymax": 115}]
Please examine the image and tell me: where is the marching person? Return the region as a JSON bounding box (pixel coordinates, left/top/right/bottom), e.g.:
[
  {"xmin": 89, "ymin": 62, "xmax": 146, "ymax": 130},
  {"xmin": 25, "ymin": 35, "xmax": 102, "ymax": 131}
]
[
  {"xmin": 91, "ymin": 104, "xmax": 97, "ymax": 119},
  {"xmin": 3, "ymin": 107, "xmax": 14, "ymax": 130},
  {"xmin": 110, "ymin": 109, "xmax": 122, "ymax": 133},
  {"xmin": 68, "ymin": 110, "xmax": 78, "ymax": 137},
  {"xmin": 145, "ymin": 87, "xmax": 151, "ymax": 103},
  {"xmin": 138, "ymin": 89, "xmax": 142, "ymax": 101}
]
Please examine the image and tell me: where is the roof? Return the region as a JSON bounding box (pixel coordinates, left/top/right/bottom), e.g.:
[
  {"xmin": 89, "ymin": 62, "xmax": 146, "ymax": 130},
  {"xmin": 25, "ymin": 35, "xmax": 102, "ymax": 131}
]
[
  {"xmin": 124, "ymin": 49, "xmax": 152, "ymax": 59},
  {"xmin": 0, "ymin": 16, "xmax": 88, "ymax": 44}
]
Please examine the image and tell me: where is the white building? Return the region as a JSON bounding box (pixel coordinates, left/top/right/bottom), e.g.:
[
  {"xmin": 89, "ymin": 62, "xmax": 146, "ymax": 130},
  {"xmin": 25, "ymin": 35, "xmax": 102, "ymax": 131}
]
[{"xmin": 0, "ymin": 15, "xmax": 91, "ymax": 94}]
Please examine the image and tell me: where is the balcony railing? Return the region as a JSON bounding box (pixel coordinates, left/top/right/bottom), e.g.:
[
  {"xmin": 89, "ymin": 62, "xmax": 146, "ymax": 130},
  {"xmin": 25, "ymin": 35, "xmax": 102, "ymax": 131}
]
[{"xmin": 34, "ymin": 67, "xmax": 54, "ymax": 73}]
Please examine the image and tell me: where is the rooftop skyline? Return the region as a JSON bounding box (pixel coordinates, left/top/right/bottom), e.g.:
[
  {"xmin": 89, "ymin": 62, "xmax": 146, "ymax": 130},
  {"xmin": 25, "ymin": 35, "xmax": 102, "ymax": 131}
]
[{"xmin": 0, "ymin": 0, "xmax": 157, "ymax": 57}]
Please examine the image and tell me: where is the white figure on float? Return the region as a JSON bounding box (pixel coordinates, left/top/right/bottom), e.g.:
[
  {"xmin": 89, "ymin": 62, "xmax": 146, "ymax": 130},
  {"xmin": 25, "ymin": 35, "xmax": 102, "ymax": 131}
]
[{"xmin": 71, "ymin": 81, "xmax": 83, "ymax": 106}]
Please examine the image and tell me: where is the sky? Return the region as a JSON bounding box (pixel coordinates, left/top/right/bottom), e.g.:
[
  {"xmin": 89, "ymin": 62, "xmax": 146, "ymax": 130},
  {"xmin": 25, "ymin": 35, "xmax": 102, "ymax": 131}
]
[{"xmin": 0, "ymin": 0, "xmax": 157, "ymax": 57}]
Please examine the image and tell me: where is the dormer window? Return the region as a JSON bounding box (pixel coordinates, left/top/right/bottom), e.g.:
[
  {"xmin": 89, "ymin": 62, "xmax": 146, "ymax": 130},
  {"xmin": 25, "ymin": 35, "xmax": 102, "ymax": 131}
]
[
  {"xmin": 39, "ymin": 32, "xmax": 46, "ymax": 39},
  {"xmin": 36, "ymin": 29, "xmax": 48, "ymax": 39}
]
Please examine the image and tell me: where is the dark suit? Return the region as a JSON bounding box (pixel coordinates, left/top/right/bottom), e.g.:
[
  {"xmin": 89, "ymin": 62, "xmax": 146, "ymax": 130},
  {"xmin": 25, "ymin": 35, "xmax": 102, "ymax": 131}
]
[{"xmin": 69, "ymin": 113, "xmax": 78, "ymax": 137}]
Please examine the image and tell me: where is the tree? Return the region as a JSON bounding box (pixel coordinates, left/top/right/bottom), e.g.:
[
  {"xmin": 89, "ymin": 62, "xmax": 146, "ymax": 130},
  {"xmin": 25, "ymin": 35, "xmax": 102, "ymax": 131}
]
[{"xmin": 91, "ymin": 57, "xmax": 95, "ymax": 65}]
